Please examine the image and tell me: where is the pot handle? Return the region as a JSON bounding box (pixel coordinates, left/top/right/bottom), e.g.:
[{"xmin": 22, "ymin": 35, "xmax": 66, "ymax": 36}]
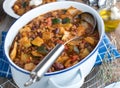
[{"xmin": 48, "ymin": 68, "xmax": 84, "ymax": 88}]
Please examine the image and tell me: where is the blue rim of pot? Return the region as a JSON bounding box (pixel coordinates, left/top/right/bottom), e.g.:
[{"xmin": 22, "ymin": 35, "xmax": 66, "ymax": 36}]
[{"xmin": 4, "ymin": 34, "xmax": 104, "ymax": 76}]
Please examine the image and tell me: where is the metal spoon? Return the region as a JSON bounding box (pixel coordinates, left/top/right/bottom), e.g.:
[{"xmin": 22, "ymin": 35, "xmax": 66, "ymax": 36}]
[
  {"xmin": 24, "ymin": 12, "xmax": 96, "ymax": 87},
  {"xmin": 24, "ymin": 43, "xmax": 65, "ymax": 87},
  {"xmin": 74, "ymin": 12, "xmax": 96, "ymax": 34}
]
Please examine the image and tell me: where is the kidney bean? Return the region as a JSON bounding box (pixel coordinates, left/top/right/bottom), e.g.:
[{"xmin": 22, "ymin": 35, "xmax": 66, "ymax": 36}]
[
  {"xmin": 53, "ymin": 62, "xmax": 64, "ymax": 71},
  {"xmin": 37, "ymin": 31, "xmax": 42, "ymax": 38},
  {"xmin": 52, "ymin": 28, "xmax": 60, "ymax": 34}
]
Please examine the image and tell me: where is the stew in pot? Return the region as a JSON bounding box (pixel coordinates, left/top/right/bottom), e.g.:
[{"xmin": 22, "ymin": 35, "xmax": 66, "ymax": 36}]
[{"xmin": 9, "ymin": 6, "xmax": 99, "ymax": 72}]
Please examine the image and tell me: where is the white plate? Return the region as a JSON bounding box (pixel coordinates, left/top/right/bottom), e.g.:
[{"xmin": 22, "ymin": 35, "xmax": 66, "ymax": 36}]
[
  {"xmin": 3, "ymin": 0, "xmax": 20, "ymax": 19},
  {"xmin": 105, "ymin": 82, "xmax": 120, "ymax": 88},
  {"xmin": 3, "ymin": 0, "xmax": 65, "ymax": 19}
]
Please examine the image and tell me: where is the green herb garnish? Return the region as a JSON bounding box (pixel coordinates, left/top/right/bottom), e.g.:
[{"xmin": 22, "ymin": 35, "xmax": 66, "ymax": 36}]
[
  {"xmin": 62, "ymin": 17, "xmax": 71, "ymax": 24},
  {"xmin": 37, "ymin": 45, "xmax": 48, "ymax": 55},
  {"xmin": 22, "ymin": 2, "xmax": 27, "ymax": 8},
  {"xmin": 52, "ymin": 18, "xmax": 61, "ymax": 24}
]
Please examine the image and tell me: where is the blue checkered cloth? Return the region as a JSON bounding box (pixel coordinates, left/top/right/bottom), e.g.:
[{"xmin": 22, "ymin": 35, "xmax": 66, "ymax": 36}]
[
  {"xmin": 0, "ymin": 32, "xmax": 12, "ymax": 78},
  {"xmin": 0, "ymin": 31, "xmax": 120, "ymax": 78}
]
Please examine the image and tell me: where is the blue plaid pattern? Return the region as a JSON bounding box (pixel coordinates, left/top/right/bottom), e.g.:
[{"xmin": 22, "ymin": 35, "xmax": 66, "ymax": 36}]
[
  {"xmin": 96, "ymin": 34, "xmax": 120, "ymax": 65},
  {"xmin": 0, "ymin": 32, "xmax": 12, "ymax": 78},
  {"xmin": 0, "ymin": 31, "xmax": 120, "ymax": 78}
]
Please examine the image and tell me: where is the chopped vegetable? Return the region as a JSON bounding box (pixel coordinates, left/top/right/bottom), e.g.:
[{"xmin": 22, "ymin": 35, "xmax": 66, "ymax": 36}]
[
  {"xmin": 52, "ymin": 18, "xmax": 61, "ymax": 24},
  {"xmin": 19, "ymin": 26, "xmax": 31, "ymax": 33},
  {"xmin": 74, "ymin": 46, "xmax": 80, "ymax": 54},
  {"xmin": 62, "ymin": 17, "xmax": 71, "ymax": 24},
  {"xmin": 31, "ymin": 50, "xmax": 42, "ymax": 57},
  {"xmin": 21, "ymin": 53, "xmax": 31, "ymax": 63},
  {"xmin": 31, "ymin": 37, "xmax": 44, "ymax": 46},
  {"xmin": 46, "ymin": 17, "xmax": 52, "ymax": 26},
  {"xmin": 16, "ymin": 8, "xmax": 25, "ymax": 16},
  {"xmin": 62, "ymin": 31, "xmax": 70, "ymax": 40},
  {"xmin": 37, "ymin": 45, "xmax": 48, "ymax": 54},
  {"xmin": 22, "ymin": 2, "xmax": 27, "ymax": 8},
  {"xmin": 85, "ymin": 37, "xmax": 95, "ymax": 45},
  {"xmin": 62, "ymin": 23, "xmax": 73, "ymax": 30},
  {"xmin": 59, "ymin": 27, "xmax": 65, "ymax": 34},
  {"xmin": 42, "ymin": 32, "xmax": 53, "ymax": 40},
  {"xmin": 80, "ymin": 48, "xmax": 90, "ymax": 58},
  {"xmin": 64, "ymin": 59, "xmax": 72, "ymax": 68},
  {"xmin": 19, "ymin": 37, "xmax": 31, "ymax": 47},
  {"xmin": 71, "ymin": 55, "xmax": 79, "ymax": 62},
  {"xmin": 24, "ymin": 63, "xmax": 35, "ymax": 71},
  {"xmin": 77, "ymin": 25, "xmax": 86, "ymax": 36},
  {"xmin": 56, "ymin": 55, "xmax": 69, "ymax": 63},
  {"xmin": 13, "ymin": 5, "xmax": 19, "ymax": 11},
  {"xmin": 10, "ymin": 42, "xmax": 17, "ymax": 60}
]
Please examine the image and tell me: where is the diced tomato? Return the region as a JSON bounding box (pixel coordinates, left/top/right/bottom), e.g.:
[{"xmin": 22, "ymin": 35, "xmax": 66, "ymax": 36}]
[
  {"xmin": 57, "ymin": 40, "xmax": 64, "ymax": 44},
  {"xmin": 46, "ymin": 17, "xmax": 52, "ymax": 26},
  {"xmin": 65, "ymin": 45, "xmax": 68, "ymax": 50},
  {"xmin": 26, "ymin": 57, "xmax": 32, "ymax": 63},
  {"xmin": 71, "ymin": 55, "xmax": 79, "ymax": 62}
]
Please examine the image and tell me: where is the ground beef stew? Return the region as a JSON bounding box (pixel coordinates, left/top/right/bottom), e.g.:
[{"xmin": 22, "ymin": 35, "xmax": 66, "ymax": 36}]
[{"xmin": 9, "ymin": 7, "xmax": 99, "ymax": 72}]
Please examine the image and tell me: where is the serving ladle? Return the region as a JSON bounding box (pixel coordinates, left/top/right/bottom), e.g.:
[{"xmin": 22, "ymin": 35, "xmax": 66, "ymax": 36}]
[
  {"xmin": 24, "ymin": 12, "xmax": 96, "ymax": 87},
  {"xmin": 75, "ymin": 12, "xmax": 96, "ymax": 34}
]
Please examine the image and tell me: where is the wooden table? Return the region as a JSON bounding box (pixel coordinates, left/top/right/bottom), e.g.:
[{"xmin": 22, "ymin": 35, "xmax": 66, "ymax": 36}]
[{"xmin": 0, "ymin": 0, "xmax": 120, "ymax": 88}]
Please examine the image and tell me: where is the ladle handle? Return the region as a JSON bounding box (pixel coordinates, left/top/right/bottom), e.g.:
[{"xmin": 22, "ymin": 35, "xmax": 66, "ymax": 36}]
[
  {"xmin": 33, "ymin": 43, "xmax": 65, "ymax": 76},
  {"xmin": 24, "ymin": 44, "xmax": 65, "ymax": 87}
]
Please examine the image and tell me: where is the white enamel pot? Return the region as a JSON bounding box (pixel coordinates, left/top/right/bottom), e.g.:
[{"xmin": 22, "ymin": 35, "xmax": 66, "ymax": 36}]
[{"xmin": 4, "ymin": 1, "xmax": 104, "ymax": 88}]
